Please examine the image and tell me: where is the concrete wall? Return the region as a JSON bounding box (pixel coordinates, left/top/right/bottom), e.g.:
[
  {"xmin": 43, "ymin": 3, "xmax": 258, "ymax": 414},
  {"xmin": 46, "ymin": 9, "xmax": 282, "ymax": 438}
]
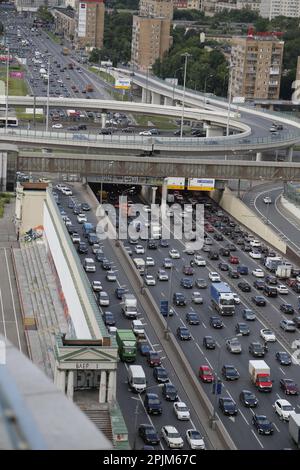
[
  {"xmin": 43, "ymin": 191, "xmax": 106, "ymax": 340},
  {"xmin": 210, "ymin": 186, "xmax": 287, "ymax": 254}
]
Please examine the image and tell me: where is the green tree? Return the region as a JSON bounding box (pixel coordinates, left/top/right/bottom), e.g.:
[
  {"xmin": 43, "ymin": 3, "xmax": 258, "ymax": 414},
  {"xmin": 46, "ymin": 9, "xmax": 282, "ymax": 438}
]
[{"xmin": 37, "ymin": 6, "xmax": 54, "ymax": 23}]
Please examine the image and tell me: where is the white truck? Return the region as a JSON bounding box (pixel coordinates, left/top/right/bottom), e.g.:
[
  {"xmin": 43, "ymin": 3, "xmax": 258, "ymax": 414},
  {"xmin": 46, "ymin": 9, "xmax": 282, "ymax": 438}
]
[
  {"xmin": 133, "ymin": 257, "xmax": 145, "ymax": 275},
  {"xmin": 39, "ymin": 67, "xmax": 47, "ymax": 76},
  {"xmin": 249, "ymin": 360, "xmax": 272, "ymax": 392},
  {"xmin": 122, "ymin": 293, "xmax": 138, "ymax": 319},
  {"xmin": 275, "ymin": 263, "xmax": 292, "ymax": 279},
  {"xmin": 264, "ymin": 256, "xmax": 282, "ymax": 272},
  {"xmin": 289, "ymin": 412, "xmax": 300, "ymax": 448}
]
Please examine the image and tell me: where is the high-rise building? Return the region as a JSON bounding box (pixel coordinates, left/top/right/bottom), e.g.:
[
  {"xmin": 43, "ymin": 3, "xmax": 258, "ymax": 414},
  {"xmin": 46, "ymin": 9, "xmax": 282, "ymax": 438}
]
[
  {"xmin": 230, "ymin": 34, "xmax": 284, "ymax": 100},
  {"xmin": 260, "ymin": 0, "xmax": 300, "ymax": 19},
  {"xmin": 173, "ymin": 0, "xmax": 200, "ymax": 9},
  {"xmin": 131, "ymin": 0, "xmax": 173, "ymax": 71},
  {"xmin": 74, "ymin": 0, "xmax": 105, "ymax": 49}
]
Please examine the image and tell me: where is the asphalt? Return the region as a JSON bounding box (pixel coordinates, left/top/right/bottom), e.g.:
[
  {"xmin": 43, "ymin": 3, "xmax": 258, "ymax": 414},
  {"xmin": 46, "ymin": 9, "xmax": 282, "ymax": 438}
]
[
  {"xmin": 55, "ymin": 182, "xmax": 300, "ymax": 450},
  {"xmin": 242, "ymin": 183, "xmax": 300, "ymax": 254},
  {"xmin": 0, "ymin": 200, "xmax": 27, "ymax": 355}
]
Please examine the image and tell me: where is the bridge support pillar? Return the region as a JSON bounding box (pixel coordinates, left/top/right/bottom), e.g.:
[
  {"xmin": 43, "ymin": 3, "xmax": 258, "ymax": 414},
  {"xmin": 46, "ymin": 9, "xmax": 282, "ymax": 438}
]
[
  {"xmin": 164, "ymin": 96, "xmax": 173, "ymax": 106},
  {"xmin": 101, "ymin": 112, "xmax": 107, "ymax": 129},
  {"xmin": 107, "ymin": 370, "xmax": 116, "ymax": 403},
  {"xmin": 151, "ymin": 91, "xmax": 161, "ymax": 105},
  {"xmin": 142, "ymin": 87, "xmax": 150, "ymax": 104},
  {"xmin": 55, "ymin": 369, "xmax": 66, "ymax": 394},
  {"xmin": 66, "ymin": 370, "xmax": 74, "ymax": 400},
  {"xmin": 204, "ymin": 123, "xmax": 223, "ymax": 137},
  {"xmin": 99, "ymin": 370, "xmax": 107, "ymax": 403},
  {"xmin": 161, "ymin": 179, "xmax": 168, "ymax": 215},
  {"xmin": 256, "ymin": 152, "xmax": 262, "ymax": 162},
  {"xmin": 287, "ymin": 146, "xmax": 294, "ymax": 162},
  {"xmin": 0, "ymin": 152, "xmax": 7, "ymax": 191},
  {"xmin": 141, "ymin": 185, "xmax": 152, "ymax": 203},
  {"xmin": 151, "ymin": 186, "xmax": 158, "ymax": 204}
]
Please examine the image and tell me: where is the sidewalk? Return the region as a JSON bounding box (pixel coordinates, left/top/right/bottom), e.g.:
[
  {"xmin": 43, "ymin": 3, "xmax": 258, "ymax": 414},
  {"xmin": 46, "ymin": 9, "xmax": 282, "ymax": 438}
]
[{"xmin": 0, "ymin": 198, "xmax": 19, "ymax": 247}]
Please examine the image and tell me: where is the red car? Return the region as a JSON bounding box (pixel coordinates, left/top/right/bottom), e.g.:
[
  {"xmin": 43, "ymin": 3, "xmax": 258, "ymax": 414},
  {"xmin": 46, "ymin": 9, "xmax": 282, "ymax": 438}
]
[
  {"xmin": 183, "ymin": 265, "xmax": 194, "ymax": 275},
  {"xmin": 146, "ymin": 350, "xmax": 162, "ymax": 367},
  {"xmin": 286, "ymin": 278, "xmax": 297, "ymax": 287},
  {"xmin": 205, "ymin": 225, "xmax": 215, "ymax": 233},
  {"xmin": 229, "ymin": 255, "xmax": 239, "ymax": 264},
  {"xmin": 199, "ymin": 365, "xmax": 214, "ymax": 383}
]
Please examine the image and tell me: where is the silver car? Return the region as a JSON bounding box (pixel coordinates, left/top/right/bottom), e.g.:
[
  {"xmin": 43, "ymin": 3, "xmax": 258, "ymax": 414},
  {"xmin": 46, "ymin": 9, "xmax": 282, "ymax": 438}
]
[{"xmin": 226, "ymin": 338, "xmax": 242, "ymax": 354}]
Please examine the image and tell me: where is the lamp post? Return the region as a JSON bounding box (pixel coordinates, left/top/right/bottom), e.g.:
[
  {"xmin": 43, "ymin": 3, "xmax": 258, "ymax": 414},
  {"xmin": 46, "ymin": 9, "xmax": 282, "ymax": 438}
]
[
  {"xmin": 131, "ymin": 384, "xmax": 163, "ymax": 449},
  {"xmin": 172, "ymin": 67, "xmax": 183, "ymax": 102},
  {"xmin": 99, "ymin": 161, "xmax": 114, "ymax": 205},
  {"xmin": 210, "ymin": 334, "xmax": 242, "ymax": 428},
  {"xmin": 5, "ymin": 45, "xmax": 9, "ymax": 132},
  {"xmin": 145, "ymin": 65, "xmax": 152, "ymax": 104},
  {"xmin": 226, "ymin": 63, "xmax": 235, "ymax": 138},
  {"xmin": 204, "ymin": 73, "xmax": 213, "ymax": 106},
  {"xmin": 180, "ymin": 52, "xmax": 192, "ymax": 138},
  {"xmin": 45, "ymin": 56, "xmax": 51, "ymax": 132},
  {"xmin": 164, "ymin": 264, "xmax": 173, "ymax": 340}
]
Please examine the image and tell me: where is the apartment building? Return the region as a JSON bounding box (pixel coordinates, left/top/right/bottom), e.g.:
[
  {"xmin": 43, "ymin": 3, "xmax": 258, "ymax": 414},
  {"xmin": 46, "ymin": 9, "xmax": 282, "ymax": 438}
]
[
  {"xmin": 131, "ymin": 0, "xmax": 173, "ymax": 71},
  {"xmin": 173, "ymin": 0, "xmax": 201, "ymax": 9},
  {"xmin": 74, "ymin": 0, "xmax": 105, "ymax": 49},
  {"xmin": 260, "ymin": 0, "xmax": 300, "ymax": 20},
  {"xmin": 52, "ymin": 7, "xmax": 76, "ymax": 41},
  {"xmin": 230, "ymin": 34, "xmax": 284, "ymax": 100},
  {"xmin": 215, "ymin": 0, "xmax": 261, "ymax": 13}
]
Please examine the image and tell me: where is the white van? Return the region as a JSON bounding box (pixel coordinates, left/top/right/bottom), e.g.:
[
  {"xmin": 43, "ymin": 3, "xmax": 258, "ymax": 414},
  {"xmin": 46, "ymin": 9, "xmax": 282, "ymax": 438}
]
[
  {"xmin": 133, "ymin": 257, "xmax": 145, "ymax": 275},
  {"xmin": 83, "ymin": 257, "xmax": 96, "ymax": 272},
  {"xmin": 128, "ymin": 365, "xmax": 146, "ymax": 393}
]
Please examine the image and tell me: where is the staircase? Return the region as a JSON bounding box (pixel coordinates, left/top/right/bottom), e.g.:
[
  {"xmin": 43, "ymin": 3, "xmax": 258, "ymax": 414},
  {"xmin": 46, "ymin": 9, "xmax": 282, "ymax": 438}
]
[{"xmin": 77, "ymin": 404, "xmax": 113, "ymax": 444}]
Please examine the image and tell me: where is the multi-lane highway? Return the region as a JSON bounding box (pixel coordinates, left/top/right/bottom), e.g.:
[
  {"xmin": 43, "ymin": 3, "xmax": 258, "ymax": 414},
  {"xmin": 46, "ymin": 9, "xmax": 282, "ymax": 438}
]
[
  {"xmin": 242, "ymin": 183, "xmax": 300, "ymax": 254},
  {"xmin": 55, "ymin": 181, "xmax": 300, "ymax": 450}
]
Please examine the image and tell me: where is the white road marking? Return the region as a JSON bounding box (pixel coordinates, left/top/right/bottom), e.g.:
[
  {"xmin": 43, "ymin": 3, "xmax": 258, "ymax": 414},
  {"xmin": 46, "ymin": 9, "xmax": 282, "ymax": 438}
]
[
  {"xmin": 204, "ymin": 357, "xmax": 213, "ymax": 369},
  {"xmin": 273, "ymin": 423, "xmax": 280, "ymax": 433},
  {"xmin": 202, "ymin": 321, "xmax": 207, "ymax": 329},
  {"xmin": 4, "ymin": 249, "xmax": 21, "ymax": 351},
  {"xmin": 0, "ymin": 288, "xmax": 7, "ymax": 338},
  {"xmin": 251, "ymin": 430, "xmax": 264, "ymax": 449},
  {"xmin": 238, "ymin": 408, "xmax": 249, "ymax": 425},
  {"xmin": 279, "ymin": 367, "xmax": 286, "ymax": 376},
  {"xmin": 195, "ymin": 343, "xmax": 204, "ymax": 355}
]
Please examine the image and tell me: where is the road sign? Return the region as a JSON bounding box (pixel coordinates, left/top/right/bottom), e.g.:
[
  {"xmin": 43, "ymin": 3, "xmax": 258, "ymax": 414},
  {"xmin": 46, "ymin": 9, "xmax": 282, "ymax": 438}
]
[{"xmin": 160, "ymin": 300, "xmax": 169, "ymax": 317}]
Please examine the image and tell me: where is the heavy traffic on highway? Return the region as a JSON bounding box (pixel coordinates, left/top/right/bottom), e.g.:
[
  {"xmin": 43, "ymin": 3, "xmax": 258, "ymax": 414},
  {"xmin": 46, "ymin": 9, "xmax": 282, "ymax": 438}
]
[{"xmin": 53, "ymin": 182, "xmax": 300, "ymax": 450}]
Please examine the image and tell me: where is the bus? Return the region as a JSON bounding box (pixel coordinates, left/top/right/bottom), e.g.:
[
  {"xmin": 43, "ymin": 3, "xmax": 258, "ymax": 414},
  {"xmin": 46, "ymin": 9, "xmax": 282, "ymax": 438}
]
[{"xmin": 0, "ymin": 117, "xmax": 18, "ymax": 128}]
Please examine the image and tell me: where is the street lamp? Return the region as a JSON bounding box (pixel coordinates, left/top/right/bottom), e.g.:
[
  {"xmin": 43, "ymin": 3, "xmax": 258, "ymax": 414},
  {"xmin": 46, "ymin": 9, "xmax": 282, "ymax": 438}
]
[
  {"xmin": 145, "ymin": 65, "xmax": 152, "ymax": 104},
  {"xmin": 172, "ymin": 67, "xmax": 183, "ymax": 102},
  {"xmin": 131, "ymin": 384, "xmax": 163, "ymax": 449},
  {"xmin": 226, "ymin": 63, "xmax": 235, "ymax": 138},
  {"xmin": 164, "ymin": 264, "xmax": 173, "ymax": 340},
  {"xmin": 204, "ymin": 73, "xmax": 213, "ymax": 106},
  {"xmin": 5, "ymin": 45, "xmax": 9, "ymax": 132},
  {"xmin": 210, "ymin": 334, "xmax": 242, "ymax": 428},
  {"xmin": 180, "ymin": 52, "xmax": 192, "ymax": 138},
  {"xmin": 45, "ymin": 56, "xmax": 51, "ymax": 132}
]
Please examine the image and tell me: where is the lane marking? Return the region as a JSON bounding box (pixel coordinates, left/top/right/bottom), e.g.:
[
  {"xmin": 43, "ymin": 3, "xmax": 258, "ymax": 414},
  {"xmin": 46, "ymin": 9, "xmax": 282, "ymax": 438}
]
[
  {"xmin": 273, "ymin": 423, "xmax": 280, "ymax": 433},
  {"xmin": 0, "ymin": 288, "xmax": 7, "ymax": 338},
  {"xmin": 238, "ymin": 408, "xmax": 249, "ymax": 425},
  {"xmin": 251, "ymin": 430, "xmax": 264, "ymax": 449},
  {"xmin": 195, "ymin": 343, "xmax": 204, "ymax": 355}
]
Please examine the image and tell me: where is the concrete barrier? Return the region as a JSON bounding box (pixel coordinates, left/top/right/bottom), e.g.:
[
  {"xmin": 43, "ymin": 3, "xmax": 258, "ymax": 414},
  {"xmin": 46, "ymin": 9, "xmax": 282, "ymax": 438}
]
[
  {"xmin": 210, "ymin": 187, "xmax": 286, "ymax": 254},
  {"xmin": 83, "ymin": 186, "xmax": 236, "ymax": 449}
]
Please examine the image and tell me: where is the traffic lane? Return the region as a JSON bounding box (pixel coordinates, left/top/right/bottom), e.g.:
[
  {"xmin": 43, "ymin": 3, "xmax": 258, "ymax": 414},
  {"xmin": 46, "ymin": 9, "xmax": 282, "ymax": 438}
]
[
  {"xmin": 0, "ymin": 248, "xmax": 27, "ymax": 353},
  {"xmin": 134, "ymin": 229, "xmax": 300, "ymax": 445},
  {"xmin": 58, "ymin": 192, "xmax": 212, "ymax": 449},
  {"xmin": 242, "ymin": 185, "xmax": 300, "ymax": 252}
]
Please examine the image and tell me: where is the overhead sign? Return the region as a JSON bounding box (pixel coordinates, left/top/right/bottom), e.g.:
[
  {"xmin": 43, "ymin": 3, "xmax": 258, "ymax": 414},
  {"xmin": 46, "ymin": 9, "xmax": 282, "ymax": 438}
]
[
  {"xmin": 167, "ymin": 177, "xmax": 185, "ymax": 190},
  {"xmin": 232, "ymin": 96, "xmax": 245, "ymax": 104},
  {"xmin": 115, "ymin": 78, "xmax": 131, "ymax": 90},
  {"xmin": 188, "ymin": 178, "xmax": 215, "ymax": 191},
  {"xmin": 78, "ymin": 3, "xmax": 87, "ymax": 38}
]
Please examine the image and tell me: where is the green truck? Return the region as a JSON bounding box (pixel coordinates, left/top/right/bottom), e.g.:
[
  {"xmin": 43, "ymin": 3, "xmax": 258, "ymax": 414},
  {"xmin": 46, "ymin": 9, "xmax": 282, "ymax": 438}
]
[{"xmin": 116, "ymin": 330, "xmax": 137, "ymax": 362}]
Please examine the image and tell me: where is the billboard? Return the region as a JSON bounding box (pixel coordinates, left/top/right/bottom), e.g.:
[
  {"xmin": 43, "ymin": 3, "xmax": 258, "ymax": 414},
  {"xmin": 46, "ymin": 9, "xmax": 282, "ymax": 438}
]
[
  {"xmin": 10, "ymin": 71, "xmax": 24, "ymax": 78},
  {"xmin": 187, "ymin": 178, "xmax": 215, "ymax": 191},
  {"xmin": 167, "ymin": 177, "xmax": 185, "ymax": 190},
  {"xmin": 115, "ymin": 78, "xmax": 131, "ymax": 90},
  {"xmin": 165, "ymin": 78, "xmax": 178, "ymax": 86},
  {"xmin": 78, "ymin": 3, "xmax": 87, "ymax": 38}
]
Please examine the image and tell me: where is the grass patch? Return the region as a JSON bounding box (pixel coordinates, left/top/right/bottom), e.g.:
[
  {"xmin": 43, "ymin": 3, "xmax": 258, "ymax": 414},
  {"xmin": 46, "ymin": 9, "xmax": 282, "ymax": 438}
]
[
  {"xmin": 46, "ymin": 31, "xmax": 61, "ymax": 44},
  {"xmin": 134, "ymin": 114, "xmax": 177, "ymax": 129},
  {"xmin": 0, "ymin": 67, "xmax": 28, "ymax": 96},
  {"xmin": 0, "ymin": 192, "xmax": 12, "ymax": 218},
  {"xmin": 89, "ymin": 66, "xmax": 115, "ymax": 84},
  {"xmin": 16, "ymin": 108, "xmax": 44, "ymax": 122}
]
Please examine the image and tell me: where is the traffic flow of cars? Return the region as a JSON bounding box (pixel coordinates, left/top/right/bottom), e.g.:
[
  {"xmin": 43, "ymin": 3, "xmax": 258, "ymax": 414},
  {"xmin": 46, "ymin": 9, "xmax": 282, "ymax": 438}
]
[{"xmin": 53, "ymin": 182, "xmax": 300, "ymax": 450}]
